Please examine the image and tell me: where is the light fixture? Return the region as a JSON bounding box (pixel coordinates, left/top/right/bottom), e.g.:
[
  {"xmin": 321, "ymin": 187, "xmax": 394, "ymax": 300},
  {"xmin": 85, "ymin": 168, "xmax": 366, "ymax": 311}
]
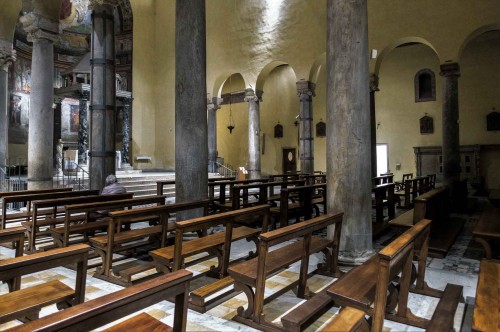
[{"xmin": 227, "ymin": 74, "xmax": 235, "ymax": 134}]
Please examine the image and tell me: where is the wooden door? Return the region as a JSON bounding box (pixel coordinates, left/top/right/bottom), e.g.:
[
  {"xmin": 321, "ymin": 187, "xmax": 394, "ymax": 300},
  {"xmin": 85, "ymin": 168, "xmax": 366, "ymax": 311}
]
[{"xmin": 282, "ymin": 148, "xmax": 297, "ymax": 174}]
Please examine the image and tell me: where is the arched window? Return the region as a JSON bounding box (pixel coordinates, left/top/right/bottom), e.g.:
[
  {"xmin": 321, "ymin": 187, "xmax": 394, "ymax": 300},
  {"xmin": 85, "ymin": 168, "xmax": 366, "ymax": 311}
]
[{"xmin": 414, "ymin": 69, "xmax": 436, "ymax": 102}]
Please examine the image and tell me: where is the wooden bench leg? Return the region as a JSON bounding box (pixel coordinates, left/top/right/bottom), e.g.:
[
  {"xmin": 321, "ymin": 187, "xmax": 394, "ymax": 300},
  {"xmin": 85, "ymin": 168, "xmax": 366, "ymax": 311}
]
[
  {"xmin": 475, "ymin": 237, "xmax": 492, "ymax": 259},
  {"xmin": 233, "ymin": 282, "xmax": 255, "ymax": 319}
]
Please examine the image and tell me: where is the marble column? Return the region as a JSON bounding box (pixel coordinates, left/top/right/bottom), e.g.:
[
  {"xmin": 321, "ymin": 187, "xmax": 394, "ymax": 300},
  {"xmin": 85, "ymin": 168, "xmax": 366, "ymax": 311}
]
[
  {"xmin": 327, "ymin": 0, "xmax": 373, "ymax": 263},
  {"xmin": 121, "ymin": 97, "xmax": 132, "ymax": 166},
  {"xmin": 0, "ymin": 41, "xmax": 15, "ymax": 183},
  {"xmin": 20, "ymin": 13, "xmax": 58, "ymax": 189},
  {"xmin": 370, "ymin": 74, "xmax": 380, "ymax": 178},
  {"xmin": 175, "ymin": 0, "xmax": 208, "ymax": 220},
  {"xmin": 53, "ymin": 98, "xmax": 62, "ymax": 173},
  {"xmin": 207, "ymin": 96, "xmax": 222, "ymax": 173},
  {"xmin": 89, "ymin": 0, "xmax": 117, "ymax": 191},
  {"xmin": 297, "ymin": 80, "xmax": 315, "ymax": 175},
  {"xmin": 440, "ymin": 63, "xmax": 461, "ymax": 187},
  {"xmin": 244, "ymin": 88, "xmax": 262, "ymax": 179},
  {"xmin": 78, "ymin": 90, "xmax": 89, "ymax": 165}
]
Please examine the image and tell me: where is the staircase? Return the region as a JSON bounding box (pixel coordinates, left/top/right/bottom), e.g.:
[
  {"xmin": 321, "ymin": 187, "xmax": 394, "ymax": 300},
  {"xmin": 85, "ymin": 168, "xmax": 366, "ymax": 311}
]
[{"xmin": 117, "ymin": 173, "xmax": 175, "ymax": 199}]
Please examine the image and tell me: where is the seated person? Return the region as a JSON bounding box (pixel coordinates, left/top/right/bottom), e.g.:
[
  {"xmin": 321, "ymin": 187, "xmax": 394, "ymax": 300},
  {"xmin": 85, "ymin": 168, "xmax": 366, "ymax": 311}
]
[{"xmin": 101, "ymin": 174, "xmax": 127, "ymax": 195}]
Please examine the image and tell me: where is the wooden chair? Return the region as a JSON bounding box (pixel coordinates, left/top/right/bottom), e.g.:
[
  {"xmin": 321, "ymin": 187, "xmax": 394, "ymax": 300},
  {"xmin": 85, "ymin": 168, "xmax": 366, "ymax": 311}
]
[
  {"xmin": 473, "ymin": 203, "xmax": 500, "ymax": 259},
  {"xmin": 8, "ymin": 269, "xmax": 192, "ymax": 332},
  {"xmin": 0, "ymin": 244, "xmax": 89, "ymax": 324},
  {"xmin": 228, "ymin": 212, "xmax": 343, "ymax": 331},
  {"xmin": 0, "ymin": 227, "xmax": 25, "ymax": 291},
  {"xmin": 372, "ymin": 183, "xmax": 396, "ymax": 237}
]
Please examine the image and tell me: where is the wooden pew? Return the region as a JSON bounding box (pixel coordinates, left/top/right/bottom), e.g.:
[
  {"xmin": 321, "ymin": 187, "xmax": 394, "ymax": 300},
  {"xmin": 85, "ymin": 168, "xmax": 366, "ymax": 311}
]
[
  {"xmin": 52, "ymin": 195, "xmax": 166, "ymax": 248},
  {"xmin": 372, "ymin": 183, "xmax": 396, "ymax": 237},
  {"xmin": 90, "ymin": 200, "xmax": 210, "ymax": 286},
  {"xmin": 394, "ymin": 173, "xmax": 413, "ymax": 191},
  {"xmin": 473, "ymin": 203, "xmax": 500, "ymax": 259},
  {"xmin": 472, "ymin": 259, "xmax": 500, "ymax": 332},
  {"xmin": 150, "ymin": 205, "xmax": 270, "ymax": 313},
  {"xmin": 25, "ymin": 193, "xmax": 133, "ymax": 253},
  {"xmin": 390, "ymin": 186, "xmax": 465, "ymax": 258},
  {"xmin": 0, "ymin": 244, "xmax": 89, "ymax": 324},
  {"xmin": 299, "ymin": 173, "xmax": 326, "ymax": 185},
  {"xmin": 0, "ymin": 190, "xmax": 99, "ymax": 230},
  {"xmin": 270, "ymin": 183, "xmax": 326, "ymax": 228},
  {"xmin": 327, "ymin": 219, "xmax": 463, "ymax": 332},
  {"xmin": 227, "ymin": 212, "xmax": 343, "ymax": 331},
  {"xmin": 156, "ymin": 177, "xmax": 237, "ymax": 198},
  {"xmin": 7, "ymin": 269, "xmax": 192, "ymax": 332},
  {"xmin": 268, "ymin": 172, "xmax": 303, "ymax": 183},
  {"xmin": 208, "ymin": 178, "xmax": 269, "ymax": 211},
  {"xmin": 0, "ymin": 227, "xmax": 25, "ymax": 291},
  {"xmin": 394, "ymin": 176, "xmax": 429, "ymax": 209},
  {"xmin": 372, "ymin": 174, "xmax": 393, "ymax": 187},
  {"xmin": 229, "ymin": 179, "xmax": 306, "ymax": 211},
  {"xmin": 0, "ymin": 188, "xmax": 72, "ymax": 201}
]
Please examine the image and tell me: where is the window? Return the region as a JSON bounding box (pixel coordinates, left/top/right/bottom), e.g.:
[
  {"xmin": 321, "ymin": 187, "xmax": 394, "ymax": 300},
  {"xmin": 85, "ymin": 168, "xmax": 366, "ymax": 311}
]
[{"xmin": 415, "ymin": 69, "xmax": 436, "ymax": 102}]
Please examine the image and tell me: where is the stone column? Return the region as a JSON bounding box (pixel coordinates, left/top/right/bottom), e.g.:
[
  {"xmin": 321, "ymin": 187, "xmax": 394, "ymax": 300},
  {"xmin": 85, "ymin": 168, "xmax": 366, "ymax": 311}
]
[
  {"xmin": 78, "ymin": 90, "xmax": 89, "ymax": 165},
  {"xmin": 89, "ymin": 0, "xmax": 117, "ymax": 191},
  {"xmin": 53, "ymin": 98, "xmax": 62, "ymax": 172},
  {"xmin": 175, "ymin": 0, "xmax": 208, "ymax": 220},
  {"xmin": 244, "ymin": 88, "xmax": 262, "ymax": 179},
  {"xmin": 207, "ymin": 96, "xmax": 222, "ymax": 173},
  {"xmin": 327, "ymin": 0, "xmax": 372, "ymax": 263},
  {"xmin": 370, "ymin": 74, "xmax": 379, "ymax": 178},
  {"xmin": 297, "ymin": 80, "xmax": 315, "ymax": 175},
  {"xmin": 440, "ymin": 63, "xmax": 461, "ymax": 187},
  {"xmin": 0, "ymin": 41, "xmax": 15, "ymax": 183},
  {"xmin": 20, "ymin": 13, "xmax": 58, "ymax": 189},
  {"xmin": 121, "ymin": 97, "xmax": 132, "ymax": 167}
]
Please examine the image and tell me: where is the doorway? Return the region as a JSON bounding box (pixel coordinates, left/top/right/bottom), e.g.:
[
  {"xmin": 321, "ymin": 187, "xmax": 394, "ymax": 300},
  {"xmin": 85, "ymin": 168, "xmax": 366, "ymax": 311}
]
[
  {"xmin": 376, "ymin": 144, "xmax": 389, "ymax": 175},
  {"xmin": 282, "ymin": 148, "xmax": 297, "ymax": 173}
]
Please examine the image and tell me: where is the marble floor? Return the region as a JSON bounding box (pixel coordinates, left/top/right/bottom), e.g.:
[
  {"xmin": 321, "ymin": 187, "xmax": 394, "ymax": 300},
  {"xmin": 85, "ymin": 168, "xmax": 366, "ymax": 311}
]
[{"xmin": 0, "ymin": 204, "xmax": 485, "ymax": 331}]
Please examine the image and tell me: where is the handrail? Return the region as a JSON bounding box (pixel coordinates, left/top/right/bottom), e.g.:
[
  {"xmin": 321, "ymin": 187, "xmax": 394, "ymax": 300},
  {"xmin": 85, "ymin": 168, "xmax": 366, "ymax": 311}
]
[{"xmin": 210, "ymin": 161, "xmax": 236, "ymax": 177}]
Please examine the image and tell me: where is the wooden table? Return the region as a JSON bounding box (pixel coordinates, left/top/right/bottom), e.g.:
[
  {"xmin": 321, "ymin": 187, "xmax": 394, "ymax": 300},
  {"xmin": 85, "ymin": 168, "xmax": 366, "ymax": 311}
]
[
  {"xmin": 472, "ymin": 259, "xmax": 500, "ymax": 332},
  {"xmin": 473, "ymin": 203, "xmax": 500, "ymax": 259}
]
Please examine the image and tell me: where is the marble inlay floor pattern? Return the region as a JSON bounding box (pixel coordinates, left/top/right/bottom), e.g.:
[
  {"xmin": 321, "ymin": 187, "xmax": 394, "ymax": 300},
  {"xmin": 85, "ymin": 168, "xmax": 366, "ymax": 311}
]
[{"xmin": 0, "ymin": 205, "xmax": 483, "ymax": 331}]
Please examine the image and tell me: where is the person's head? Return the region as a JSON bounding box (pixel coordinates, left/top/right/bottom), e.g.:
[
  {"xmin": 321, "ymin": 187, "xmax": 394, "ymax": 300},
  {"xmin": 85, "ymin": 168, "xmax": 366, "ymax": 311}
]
[{"xmin": 105, "ymin": 174, "xmax": 118, "ymax": 186}]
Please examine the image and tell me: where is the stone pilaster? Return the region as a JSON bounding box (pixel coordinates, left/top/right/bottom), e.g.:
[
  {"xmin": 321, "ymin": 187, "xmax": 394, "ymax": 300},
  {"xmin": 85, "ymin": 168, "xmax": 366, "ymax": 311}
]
[
  {"xmin": 244, "ymin": 88, "xmax": 263, "ymax": 179},
  {"xmin": 327, "ymin": 0, "xmax": 373, "ymax": 264},
  {"xmin": 121, "ymin": 97, "xmax": 132, "ymax": 165},
  {"xmin": 0, "ymin": 41, "xmax": 16, "ymax": 183},
  {"xmin": 440, "ymin": 63, "xmax": 461, "ymax": 187},
  {"xmin": 297, "ymin": 80, "xmax": 315, "ymax": 175},
  {"xmin": 20, "ymin": 13, "xmax": 59, "ymax": 189},
  {"xmin": 89, "ymin": 0, "xmax": 118, "ymax": 191},
  {"xmin": 208, "ymin": 96, "xmax": 222, "ymax": 173},
  {"xmin": 78, "ymin": 90, "xmax": 89, "ymax": 165},
  {"xmin": 175, "ymin": 0, "xmax": 208, "ymax": 220},
  {"xmin": 370, "ymin": 74, "xmax": 380, "ymax": 178}
]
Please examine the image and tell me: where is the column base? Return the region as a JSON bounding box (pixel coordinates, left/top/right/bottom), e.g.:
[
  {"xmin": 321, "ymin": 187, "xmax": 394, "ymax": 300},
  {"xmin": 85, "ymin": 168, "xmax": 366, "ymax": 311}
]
[{"xmin": 338, "ymin": 249, "xmax": 374, "ymax": 266}]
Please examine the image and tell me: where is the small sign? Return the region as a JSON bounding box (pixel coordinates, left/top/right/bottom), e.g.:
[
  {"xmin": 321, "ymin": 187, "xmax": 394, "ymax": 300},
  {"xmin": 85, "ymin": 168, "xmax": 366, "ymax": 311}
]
[
  {"xmin": 316, "ymin": 121, "xmax": 326, "ymax": 137},
  {"xmin": 420, "ymin": 115, "xmax": 433, "ymax": 134},
  {"xmin": 274, "ymin": 123, "xmax": 283, "ymax": 138},
  {"xmin": 487, "ymin": 111, "xmax": 500, "ymax": 131}
]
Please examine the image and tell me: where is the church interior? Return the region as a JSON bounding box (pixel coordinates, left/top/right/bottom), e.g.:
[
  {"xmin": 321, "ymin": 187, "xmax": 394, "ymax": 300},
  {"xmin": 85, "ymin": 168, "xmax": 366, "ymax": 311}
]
[{"xmin": 0, "ymin": 0, "xmax": 499, "ymax": 331}]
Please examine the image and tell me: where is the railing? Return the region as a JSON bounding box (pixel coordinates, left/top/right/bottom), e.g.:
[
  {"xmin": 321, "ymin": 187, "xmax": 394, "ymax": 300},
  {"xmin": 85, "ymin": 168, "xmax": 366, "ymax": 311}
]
[
  {"xmin": 209, "ymin": 161, "xmax": 236, "ymax": 177},
  {"xmin": 53, "ymin": 161, "xmax": 89, "ymax": 190}
]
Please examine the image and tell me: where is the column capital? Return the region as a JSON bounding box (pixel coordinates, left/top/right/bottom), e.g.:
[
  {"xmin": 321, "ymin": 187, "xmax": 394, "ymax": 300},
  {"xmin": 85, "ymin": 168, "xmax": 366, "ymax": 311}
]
[
  {"xmin": 296, "ymin": 79, "xmax": 316, "ymax": 97},
  {"xmin": 440, "ymin": 62, "xmax": 460, "ymax": 78},
  {"xmin": 369, "ymin": 74, "xmax": 380, "ymax": 92},
  {"xmin": 207, "ymin": 96, "xmax": 223, "ymax": 111},
  {"xmin": 0, "ymin": 40, "xmax": 16, "ymax": 71},
  {"xmin": 244, "ymin": 88, "xmax": 263, "ymax": 102},
  {"xmin": 89, "ymin": 0, "xmax": 119, "ymax": 10},
  {"xmin": 19, "ymin": 12, "xmax": 59, "ymax": 43},
  {"xmin": 79, "ymin": 90, "xmax": 90, "ymax": 100}
]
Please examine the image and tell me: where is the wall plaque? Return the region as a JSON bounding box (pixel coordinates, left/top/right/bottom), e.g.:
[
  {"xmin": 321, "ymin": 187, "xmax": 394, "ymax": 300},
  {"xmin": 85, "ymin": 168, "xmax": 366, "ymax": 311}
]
[
  {"xmin": 420, "ymin": 115, "xmax": 433, "ymax": 134},
  {"xmin": 274, "ymin": 123, "xmax": 283, "ymax": 138},
  {"xmin": 316, "ymin": 120, "xmax": 326, "ymax": 137},
  {"xmin": 487, "ymin": 111, "xmax": 500, "ymax": 131}
]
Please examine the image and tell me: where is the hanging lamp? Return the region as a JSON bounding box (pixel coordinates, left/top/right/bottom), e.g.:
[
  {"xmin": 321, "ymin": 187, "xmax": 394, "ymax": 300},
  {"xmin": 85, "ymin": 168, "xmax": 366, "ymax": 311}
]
[{"xmin": 227, "ymin": 74, "xmax": 235, "ymax": 133}]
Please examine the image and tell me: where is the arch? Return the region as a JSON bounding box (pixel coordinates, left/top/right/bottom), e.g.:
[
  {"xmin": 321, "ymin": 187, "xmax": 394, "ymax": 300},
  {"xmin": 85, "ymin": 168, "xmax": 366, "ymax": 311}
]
[
  {"xmin": 212, "ymin": 72, "xmax": 248, "ymax": 99},
  {"xmin": 458, "ymin": 23, "xmax": 500, "ymax": 62},
  {"xmin": 255, "ymin": 60, "xmax": 292, "ymax": 93},
  {"xmin": 374, "ymin": 37, "xmax": 439, "ymax": 76},
  {"xmin": 309, "ymin": 52, "xmax": 326, "ymax": 84},
  {"xmin": 0, "ymin": 0, "xmax": 22, "ymax": 41}
]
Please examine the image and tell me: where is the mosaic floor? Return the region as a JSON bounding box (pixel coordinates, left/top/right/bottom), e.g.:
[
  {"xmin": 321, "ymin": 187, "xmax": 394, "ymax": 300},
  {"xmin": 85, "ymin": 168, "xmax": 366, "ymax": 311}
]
[{"xmin": 0, "ymin": 201, "xmax": 487, "ymax": 331}]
